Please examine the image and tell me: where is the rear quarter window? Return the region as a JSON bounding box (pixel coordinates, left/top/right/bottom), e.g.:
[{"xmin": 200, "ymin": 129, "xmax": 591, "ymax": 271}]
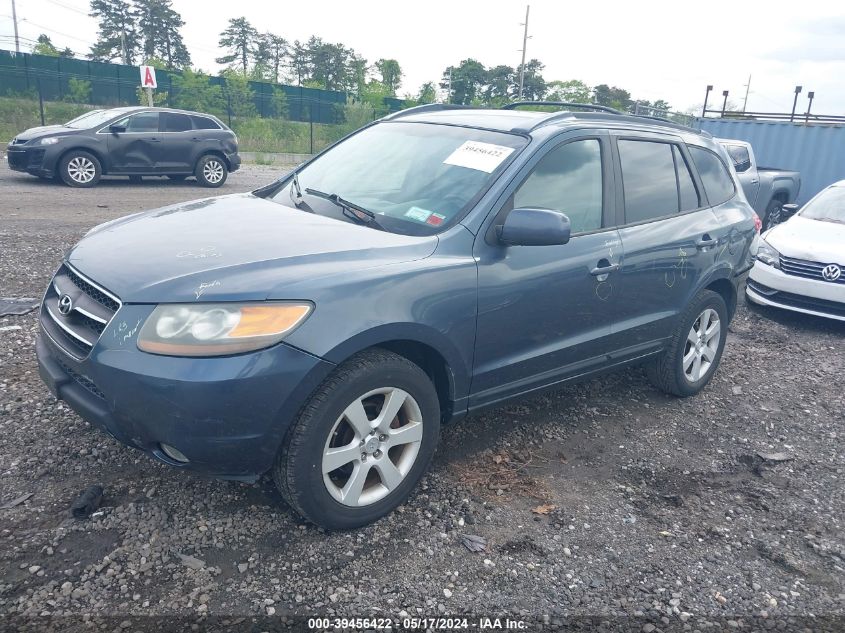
[
  {"xmin": 191, "ymin": 115, "xmax": 220, "ymax": 130},
  {"xmin": 688, "ymin": 146, "xmax": 736, "ymax": 206}
]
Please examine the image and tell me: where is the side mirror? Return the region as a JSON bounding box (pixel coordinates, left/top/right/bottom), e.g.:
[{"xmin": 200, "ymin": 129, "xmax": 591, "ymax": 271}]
[
  {"xmin": 781, "ymin": 203, "xmax": 800, "ymax": 219},
  {"xmin": 497, "ymin": 207, "xmax": 571, "ymax": 246},
  {"xmin": 109, "ymin": 124, "xmax": 126, "ymax": 134}
]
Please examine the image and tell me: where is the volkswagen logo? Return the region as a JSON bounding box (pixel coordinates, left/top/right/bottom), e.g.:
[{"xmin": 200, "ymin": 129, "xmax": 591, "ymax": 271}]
[
  {"xmin": 58, "ymin": 294, "xmax": 74, "ymax": 316},
  {"xmin": 822, "ymin": 264, "xmax": 842, "ymax": 282}
]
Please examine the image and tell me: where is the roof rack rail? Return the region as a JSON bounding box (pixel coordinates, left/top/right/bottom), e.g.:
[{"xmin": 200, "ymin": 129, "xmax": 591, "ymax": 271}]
[
  {"xmin": 382, "ymin": 103, "xmax": 473, "ymax": 120},
  {"xmin": 503, "ymin": 101, "xmax": 623, "ymax": 115}
]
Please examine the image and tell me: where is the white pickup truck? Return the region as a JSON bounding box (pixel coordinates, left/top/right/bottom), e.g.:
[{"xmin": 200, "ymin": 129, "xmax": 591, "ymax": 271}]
[{"xmin": 717, "ymin": 139, "xmax": 801, "ymax": 230}]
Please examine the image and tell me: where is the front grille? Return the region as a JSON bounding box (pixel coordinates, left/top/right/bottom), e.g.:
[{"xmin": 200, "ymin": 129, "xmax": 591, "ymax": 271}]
[
  {"xmin": 780, "ymin": 255, "xmax": 845, "ymax": 285},
  {"xmin": 27, "ymin": 149, "xmax": 45, "ymax": 168},
  {"xmin": 7, "ymin": 151, "xmax": 27, "ymax": 169},
  {"xmin": 749, "ymin": 279, "xmax": 845, "ymax": 318},
  {"xmin": 40, "ymin": 264, "xmax": 121, "ymax": 361}
]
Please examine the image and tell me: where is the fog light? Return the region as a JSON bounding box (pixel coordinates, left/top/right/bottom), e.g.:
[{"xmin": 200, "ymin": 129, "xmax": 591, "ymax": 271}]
[{"xmin": 159, "ymin": 443, "xmax": 189, "ymax": 463}]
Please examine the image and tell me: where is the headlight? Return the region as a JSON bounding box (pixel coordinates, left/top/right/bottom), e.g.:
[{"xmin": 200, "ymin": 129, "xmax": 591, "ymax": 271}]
[
  {"xmin": 137, "ymin": 302, "xmax": 312, "ymax": 356},
  {"xmin": 754, "ymin": 239, "xmax": 781, "ymax": 268},
  {"xmin": 38, "ymin": 137, "xmax": 61, "ymax": 145}
]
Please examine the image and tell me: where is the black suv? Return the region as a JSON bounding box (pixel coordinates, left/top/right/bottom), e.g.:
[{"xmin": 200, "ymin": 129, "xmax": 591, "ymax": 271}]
[{"xmin": 7, "ymin": 106, "xmax": 240, "ymax": 187}]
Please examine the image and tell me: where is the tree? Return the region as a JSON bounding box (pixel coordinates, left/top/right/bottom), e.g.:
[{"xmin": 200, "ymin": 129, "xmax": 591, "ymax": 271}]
[
  {"xmin": 374, "ymin": 58, "xmax": 402, "ymax": 96},
  {"xmin": 32, "ymin": 34, "xmax": 73, "ymax": 57},
  {"xmin": 89, "ymin": 0, "xmax": 140, "ymax": 64},
  {"xmin": 440, "ymin": 59, "xmax": 486, "ymax": 105},
  {"xmin": 416, "ymin": 81, "xmax": 436, "ymax": 104},
  {"xmin": 514, "ymin": 58, "xmax": 545, "ymax": 100},
  {"xmin": 170, "ymin": 68, "xmax": 224, "ymax": 115},
  {"xmin": 484, "ymin": 65, "xmax": 514, "ymax": 104},
  {"xmin": 65, "ymin": 78, "xmax": 92, "ymax": 102},
  {"xmin": 254, "ymin": 33, "xmax": 288, "ymax": 83},
  {"xmin": 306, "ymin": 37, "xmax": 358, "ymax": 92},
  {"xmin": 133, "ymin": 0, "xmax": 190, "ymax": 69},
  {"xmin": 217, "ymin": 17, "xmax": 259, "ymax": 74},
  {"xmin": 221, "ymin": 69, "xmax": 256, "ymax": 118},
  {"xmin": 545, "ymin": 79, "xmax": 591, "ymax": 104},
  {"xmin": 593, "ymin": 84, "xmax": 633, "ymax": 111},
  {"xmin": 289, "ymin": 40, "xmax": 310, "ymax": 86}
]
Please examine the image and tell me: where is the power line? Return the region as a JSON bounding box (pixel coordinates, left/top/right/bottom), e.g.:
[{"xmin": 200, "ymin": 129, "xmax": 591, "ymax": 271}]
[{"xmin": 42, "ymin": 0, "xmax": 89, "ymax": 16}]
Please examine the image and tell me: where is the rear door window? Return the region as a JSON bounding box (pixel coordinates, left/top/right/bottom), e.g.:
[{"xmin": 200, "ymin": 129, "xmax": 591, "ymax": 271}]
[
  {"xmin": 688, "ymin": 146, "xmax": 736, "ymax": 206},
  {"xmin": 161, "ymin": 112, "xmax": 192, "ymax": 132},
  {"xmin": 125, "ymin": 112, "xmax": 159, "ymax": 133},
  {"xmin": 618, "ymin": 140, "xmax": 680, "ymax": 223}
]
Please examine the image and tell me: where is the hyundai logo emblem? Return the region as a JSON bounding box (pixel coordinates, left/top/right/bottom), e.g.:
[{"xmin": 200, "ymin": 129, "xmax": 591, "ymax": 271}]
[
  {"xmin": 822, "ymin": 264, "xmax": 841, "ymax": 282},
  {"xmin": 58, "ymin": 294, "xmax": 74, "ymax": 316}
]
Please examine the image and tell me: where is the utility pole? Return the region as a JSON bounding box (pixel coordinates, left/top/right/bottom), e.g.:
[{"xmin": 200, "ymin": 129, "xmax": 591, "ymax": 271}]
[
  {"xmin": 742, "ymin": 74, "xmax": 751, "ymax": 112},
  {"xmin": 11, "ymin": 0, "xmax": 20, "ymax": 53},
  {"xmin": 517, "ymin": 5, "xmax": 530, "ymax": 100},
  {"xmin": 120, "ymin": 30, "xmax": 128, "ymax": 65}
]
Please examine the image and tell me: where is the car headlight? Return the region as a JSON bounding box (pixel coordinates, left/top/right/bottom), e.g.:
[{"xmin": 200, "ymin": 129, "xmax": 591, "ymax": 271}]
[
  {"xmin": 38, "ymin": 137, "xmax": 61, "ymax": 145},
  {"xmin": 137, "ymin": 302, "xmax": 312, "ymax": 356},
  {"xmin": 754, "ymin": 239, "xmax": 781, "ymax": 268}
]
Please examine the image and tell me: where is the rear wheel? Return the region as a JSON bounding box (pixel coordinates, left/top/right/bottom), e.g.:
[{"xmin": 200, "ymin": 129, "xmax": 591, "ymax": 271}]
[
  {"xmin": 274, "ymin": 349, "xmax": 440, "ymax": 530},
  {"xmin": 59, "ymin": 150, "xmax": 101, "ymax": 188},
  {"xmin": 646, "ymin": 290, "xmax": 728, "ymax": 397},
  {"xmin": 195, "ymin": 155, "xmax": 228, "ymax": 187}
]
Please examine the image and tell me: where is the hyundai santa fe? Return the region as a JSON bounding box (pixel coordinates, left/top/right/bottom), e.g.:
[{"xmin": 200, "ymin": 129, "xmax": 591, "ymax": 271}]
[{"xmin": 35, "ymin": 102, "xmax": 757, "ymax": 529}]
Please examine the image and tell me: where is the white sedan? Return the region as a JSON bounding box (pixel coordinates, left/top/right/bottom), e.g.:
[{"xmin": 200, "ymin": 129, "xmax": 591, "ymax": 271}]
[{"xmin": 746, "ymin": 180, "xmax": 845, "ymax": 321}]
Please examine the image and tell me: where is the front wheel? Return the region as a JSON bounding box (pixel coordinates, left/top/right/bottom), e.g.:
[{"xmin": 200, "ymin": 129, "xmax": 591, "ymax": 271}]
[
  {"xmin": 274, "ymin": 349, "xmax": 441, "ymax": 530},
  {"xmin": 646, "ymin": 290, "xmax": 728, "ymax": 397},
  {"xmin": 59, "ymin": 150, "xmax": 101, "ymax": 187},
  {"xmin": 195, "ymin": 155, "xmax": 228, "ymax": 187}
]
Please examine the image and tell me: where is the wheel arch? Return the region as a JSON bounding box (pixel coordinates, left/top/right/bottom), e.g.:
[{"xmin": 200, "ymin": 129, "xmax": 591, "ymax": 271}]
[
  {"xmin": 56, "ymin": 145, "xmax": 109, "ymax": 174},
  {"xmin": 321, "ymin": 325, "xmax": 470, "ymax": 423},
  {"xmin": 703, "ymin": 275, "xmax": 737, "ymax": 320},
  {"xmin": 196, "ymin": 149, "xmax": 230, "ymax": 171}
]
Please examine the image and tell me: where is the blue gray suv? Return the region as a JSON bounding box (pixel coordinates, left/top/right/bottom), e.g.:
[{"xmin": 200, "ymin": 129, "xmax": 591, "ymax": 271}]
[{"xmin": 36, "ymin": 103, "xmax": 757, "ymax": 529}]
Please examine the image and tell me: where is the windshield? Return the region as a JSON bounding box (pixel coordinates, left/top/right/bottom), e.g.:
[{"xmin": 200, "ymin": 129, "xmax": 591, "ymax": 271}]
[
  {"xmin": 269, "ymin": 121, "xmax": 527, "ymax": 235},
  {"xmin": 64, "ymin": 109, "xmax": 126, "ymax": 129},
  {"xmin": 800, "ymin": 186, "xmax": 845, "ymax": 224}
]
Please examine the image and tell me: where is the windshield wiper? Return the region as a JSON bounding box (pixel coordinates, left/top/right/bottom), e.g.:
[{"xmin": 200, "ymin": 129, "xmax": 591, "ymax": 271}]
[
  {"xmin": 289, "ymin": 171, "xmax": 304, "ymax": 207},
  {"xmin": 304, "ymin": 188, "xmax": 384, "ymax": 229}
]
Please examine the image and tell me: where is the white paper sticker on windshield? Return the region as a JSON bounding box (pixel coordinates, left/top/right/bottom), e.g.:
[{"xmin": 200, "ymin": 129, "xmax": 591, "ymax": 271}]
[{"xmin": 443, "ymin": 141, "xmax": 515, "ymax": 173}]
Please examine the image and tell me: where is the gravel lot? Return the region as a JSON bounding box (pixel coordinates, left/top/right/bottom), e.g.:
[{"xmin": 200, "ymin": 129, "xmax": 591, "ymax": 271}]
[{"xmin": 1, "ymin": 165, "xmax": 844, "ymax": 631}]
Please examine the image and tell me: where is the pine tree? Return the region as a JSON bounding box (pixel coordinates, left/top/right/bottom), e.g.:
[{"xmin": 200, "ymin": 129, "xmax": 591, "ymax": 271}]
[
  {"xmin": 89, "ymin": 0, "xmax": 140, "ymax": 64},
  {"xmin": 133, "ymin": 0, "xmax": 191, "ymax": 69},
  {"xmin": 216, "ymin": 17, "xmax": 259, "ymax": 74},
  {"xmin": 254, "ymin": 33, "xmax": 288, "ymax": 83}
]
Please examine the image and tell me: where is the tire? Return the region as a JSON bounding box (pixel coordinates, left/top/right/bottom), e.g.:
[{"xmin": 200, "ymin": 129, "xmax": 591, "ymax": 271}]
[
  {"xmin": 274, "ymin": 349, "xmax": 441, "ymax": 530},
  {"xmin": 129, "ymin": 175, "xmax": 143, "ymax": 184},
  {"xmin": 167, "ymin": 174, "xmax": 188, "ymax": 181},
  {"xmin": 58, "ymin": 150, "xmax": 101, "ymax": 188},
  {"xmin": 646, "ymin": 290, "xmax": 728, "ymax": 397},
  {"xmin": 194, "ymin": 154, "xmax": 228, "ymax": 187},
  {"xmin": 763, "ymin": 198, "xmax": 783, "ymax": 231}
]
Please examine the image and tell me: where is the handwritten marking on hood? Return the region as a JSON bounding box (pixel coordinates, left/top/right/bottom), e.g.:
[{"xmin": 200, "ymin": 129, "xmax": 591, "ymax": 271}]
[
  {"xmin": 195, "ymin": 280, "xmax": 221, "ymax": 300},
  {"xmin": 177, "ymin": 246, "xmax": 222, "ymax": 259}
]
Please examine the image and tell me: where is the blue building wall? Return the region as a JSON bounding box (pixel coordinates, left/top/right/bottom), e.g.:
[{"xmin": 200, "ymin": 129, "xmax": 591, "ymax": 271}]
[{"xmin": 698, "ymin": 118, "xmax": 845, "ymax": 205}]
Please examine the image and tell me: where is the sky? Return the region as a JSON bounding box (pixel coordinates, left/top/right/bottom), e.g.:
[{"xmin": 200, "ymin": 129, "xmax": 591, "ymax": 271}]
[{"xmin": 2, "ymin": 0, "xmax": 845, "ymax": 115}]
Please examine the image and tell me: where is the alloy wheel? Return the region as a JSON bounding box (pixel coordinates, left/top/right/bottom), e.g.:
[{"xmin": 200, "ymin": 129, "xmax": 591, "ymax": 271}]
[
  {"xmin": 322, "ymin": 387, "xmax": 423, "ymax": 507},
  {"xmin": 203, "ymin": 160, "xmax": 224, "ymax": 184},
  {"xmin": 683, "ymin": 308, "xmax": 721, "ymax": 382},
  {"xmin": 67, "ymin": 157, "xmax": 96, "ymax": 184}
]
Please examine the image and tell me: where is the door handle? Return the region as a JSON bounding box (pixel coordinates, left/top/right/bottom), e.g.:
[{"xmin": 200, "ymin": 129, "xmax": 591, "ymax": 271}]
[
  {"xmin": 750, "ymin": 178, "xmax": 759, "ymax": 184},
  {"xmin": 590, "ymin": 263, "xmax": 620, "ymax": 276},
  {"xmin": 696, "ymin": 236, "xmax": 718, "ymax": 249},
  {"xmin": 149, "ymin": 138, "xmax": 161, "ymax": 143},
  {"xmin": 191, "ymin": 137, "xmax": 202, "ymax": 142}
]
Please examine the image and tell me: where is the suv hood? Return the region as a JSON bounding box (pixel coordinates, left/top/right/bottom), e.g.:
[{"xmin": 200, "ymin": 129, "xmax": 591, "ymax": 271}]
[
  {"xmin": 765, "ymin": 215, "xmax": 845, "ymax": 262},
  {"xmin": 67, "ymin": 193, "xmax": 438, "ymax": 303},
  {"xmin": 15, "ymin": 125, "xmax": 76, "ymax": 142}
]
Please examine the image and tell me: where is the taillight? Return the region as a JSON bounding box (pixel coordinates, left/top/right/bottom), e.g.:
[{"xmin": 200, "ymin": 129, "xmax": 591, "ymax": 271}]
[{"xmin": 752, "ymin": 212, "xmax": 762, "ymax": 233}]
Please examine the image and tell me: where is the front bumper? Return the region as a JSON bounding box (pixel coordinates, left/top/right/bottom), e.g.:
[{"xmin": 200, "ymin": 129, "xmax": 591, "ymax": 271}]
[
  {"xmin": 746, "ymin": 261, "xmax": 845, "ymax": 321},
  {"xmin": 228, "ymin": 152, "xmax": 241, "ymax": 172},
  {"xmin": 36, "ymin": 314, "xmax": 334, "ymax": 480},
  {"xmin": 6, "ymin": 145, "xmax": 53, "ymax": 177}
]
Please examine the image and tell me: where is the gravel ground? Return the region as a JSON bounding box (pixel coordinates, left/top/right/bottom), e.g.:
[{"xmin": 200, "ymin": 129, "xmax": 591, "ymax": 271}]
[{"xmin": 1, "ymin": 165, "xmax": 844, "ymax": 632}]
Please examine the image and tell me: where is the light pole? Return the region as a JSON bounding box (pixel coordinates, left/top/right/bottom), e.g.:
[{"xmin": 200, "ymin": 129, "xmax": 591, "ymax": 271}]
[
  {"xmin": 721, "ymin": 90, "xmax": 729, "ymax": 117},
  {"xmin": 701, "ymin": 85, "xmax": 713, "ymax": 117},
  {"xmin": 517, "ymin": 5, "xmax": 530, "ymax": 100},
  {"xmin": 805, "ymin": 91, "xmax": 815, "ymax": 123},
  {"xmin": 11, "ymin": 0, "xmax": 20, "ymax": 53},
  {"xmin": 790, "ymin": 85, "xmax": 802, "ymax": 122}
]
